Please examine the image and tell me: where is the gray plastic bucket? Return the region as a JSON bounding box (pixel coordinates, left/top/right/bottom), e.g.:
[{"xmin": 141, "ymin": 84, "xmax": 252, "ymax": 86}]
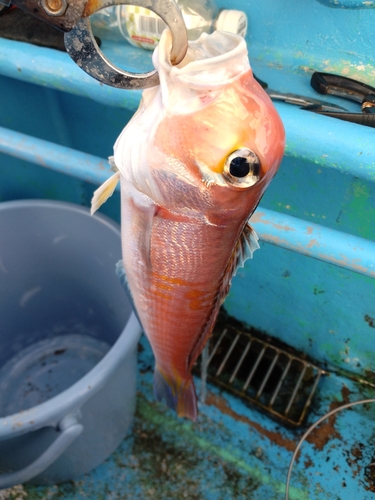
[{"xmin": 0, "ymin": 200, "xmax": 141, "ymax": 488}]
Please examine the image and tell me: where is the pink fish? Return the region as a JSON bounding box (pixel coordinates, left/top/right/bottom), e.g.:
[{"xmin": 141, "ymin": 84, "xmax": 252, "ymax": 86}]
[{"xmin": 92, "ymin": 30, "xmax": 285, "ymax": 421}]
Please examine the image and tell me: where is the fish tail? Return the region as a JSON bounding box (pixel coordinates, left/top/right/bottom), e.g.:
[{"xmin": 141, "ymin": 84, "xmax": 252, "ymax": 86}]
[{"xmin": 153, "ymin": 367, "xmax": 197, "ymax": 422}]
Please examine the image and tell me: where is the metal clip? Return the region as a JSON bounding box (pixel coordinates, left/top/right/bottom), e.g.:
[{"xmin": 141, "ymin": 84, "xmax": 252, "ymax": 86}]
[
  {"xmin": 1, "ymin": 0, "xmax": 188, "ymax": 89},
  {"xmin": 64, "ymin": 0, "xmax": 188, "ymax": 89}
]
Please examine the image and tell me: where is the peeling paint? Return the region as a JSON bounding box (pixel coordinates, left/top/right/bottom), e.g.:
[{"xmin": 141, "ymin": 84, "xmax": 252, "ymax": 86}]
[
  {"xmin": 306, "ymin": 386, "xmax": 350, "ymax": 451},
  {"xmin": 307, "ymin": 239, "xmax": 319, "ymax": 249},
  {"xmin": 206, "ymin": 393, "xmax": 297, "ymax": 453},
  {"xmin": 250, "ymin": 208, "xmax": 375, "ymax": 279},
  {"xmin": 251, "ymin": 211, "xmax": 296, "ymax": 232}
]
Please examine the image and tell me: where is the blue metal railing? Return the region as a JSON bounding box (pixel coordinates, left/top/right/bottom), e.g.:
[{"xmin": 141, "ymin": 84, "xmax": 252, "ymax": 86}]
[{"xmin": 1, "ymin": 125, "xmax": 374, "ymax": 279}]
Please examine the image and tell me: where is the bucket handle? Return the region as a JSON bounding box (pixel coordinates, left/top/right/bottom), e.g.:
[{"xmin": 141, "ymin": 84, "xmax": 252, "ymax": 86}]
[{"xmin": 0, "ymin": 414, "xmax": 83, "ymax": 490}]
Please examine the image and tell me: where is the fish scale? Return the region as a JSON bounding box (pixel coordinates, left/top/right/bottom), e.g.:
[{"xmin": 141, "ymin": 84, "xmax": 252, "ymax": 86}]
[{"xmin": 137, "ymin": 218, "xmax": 228, "ymax": 352}]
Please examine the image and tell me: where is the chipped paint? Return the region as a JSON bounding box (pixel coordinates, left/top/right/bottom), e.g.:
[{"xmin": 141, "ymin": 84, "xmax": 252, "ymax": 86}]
[
  {"xmin": 306, "ymin": 387, "xmax": 350, "ymax": 451},
  {"xmin": 250, "ymin": 209, "xmax": 375, "ymax": 278},
  {"xmin": 306, "ymin": 239, "xmax": 319, "ymax": 249},
  {"xmin": 206, "ymin": 394, "xmax": 297, "ymax": 452},
  {"xmin": 251, "ymin": 211, "xmax": 296, "ymax": 232}
]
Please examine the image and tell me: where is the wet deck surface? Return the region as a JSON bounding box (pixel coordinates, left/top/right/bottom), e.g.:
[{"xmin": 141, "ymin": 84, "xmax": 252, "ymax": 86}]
[{"xmin": 2, "ymin": 333, "xmax": 375, "ymax": 500}]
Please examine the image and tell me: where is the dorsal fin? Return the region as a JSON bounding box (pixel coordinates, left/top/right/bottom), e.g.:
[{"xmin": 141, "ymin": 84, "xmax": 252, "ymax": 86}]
[{"xmin": 188, "ymin": 223, "xmax": 259, "ymax": 369}]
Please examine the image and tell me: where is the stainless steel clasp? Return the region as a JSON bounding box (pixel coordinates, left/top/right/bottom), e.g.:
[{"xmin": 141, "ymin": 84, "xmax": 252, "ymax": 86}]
[
  {"xmin": 64, "ymin": 0, "xmax": 188, "ymax": 89},
  {"xmin": 1, "ymin": 0, "xmax": 188, "ymax": 89}
]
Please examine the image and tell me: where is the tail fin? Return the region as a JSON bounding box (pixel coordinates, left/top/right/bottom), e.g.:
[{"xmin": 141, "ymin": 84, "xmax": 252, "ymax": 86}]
[{"xmin": 153, "ymin": 367, "xmax": 197, "ymax": 421}]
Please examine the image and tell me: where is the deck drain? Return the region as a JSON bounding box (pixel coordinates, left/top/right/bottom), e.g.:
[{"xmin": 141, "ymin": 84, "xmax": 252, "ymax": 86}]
[{"xmin": 196, "ymin": 315, "xmax": 325, "ymax": 426}]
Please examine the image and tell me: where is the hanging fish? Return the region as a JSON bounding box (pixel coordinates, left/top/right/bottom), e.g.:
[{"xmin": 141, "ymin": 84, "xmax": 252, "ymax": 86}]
[{"xmin": 91, "ymin": 30, "xmax": 285, "ymax": 421}]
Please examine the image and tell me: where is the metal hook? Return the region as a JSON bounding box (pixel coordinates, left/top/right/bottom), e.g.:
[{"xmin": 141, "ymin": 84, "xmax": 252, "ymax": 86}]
[{"xmin": 64, "ymin": 0, "xmax": 188, "ymax": 89}]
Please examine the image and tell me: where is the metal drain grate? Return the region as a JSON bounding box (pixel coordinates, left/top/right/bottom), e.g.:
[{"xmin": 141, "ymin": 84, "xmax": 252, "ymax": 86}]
[{"xmin": 196, "ymin": 316, "xmax": 325, "ymax": 426}]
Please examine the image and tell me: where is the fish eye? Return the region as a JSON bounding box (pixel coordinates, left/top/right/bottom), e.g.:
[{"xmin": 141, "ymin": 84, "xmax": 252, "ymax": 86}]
[{"xmin": 224, "ymin": 148, "xmax": 261, "ymax": 188}]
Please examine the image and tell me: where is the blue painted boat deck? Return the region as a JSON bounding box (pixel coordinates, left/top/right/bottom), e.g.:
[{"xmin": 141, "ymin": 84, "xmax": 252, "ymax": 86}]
[
  {"xmin": 0, "ymin": 331, "xmax": 372, "ymax": 500},
  {"xmin": 1, "ymin": 0, "xmax": 375, "ymax": 497}
]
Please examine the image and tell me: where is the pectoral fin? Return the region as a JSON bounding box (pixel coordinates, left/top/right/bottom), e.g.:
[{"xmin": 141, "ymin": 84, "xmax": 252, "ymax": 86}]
[{"xmin": 91, "ymin": 171, "xmax": 120, "ymax": 215}]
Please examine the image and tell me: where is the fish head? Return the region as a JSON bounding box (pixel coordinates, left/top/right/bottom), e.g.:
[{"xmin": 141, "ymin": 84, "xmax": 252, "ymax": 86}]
[
  {"xmin": 115, "ymin": 30, "xmax": 285, "ymax": 225},
  {"xmin": 152, "ymin": 65, "xmax": 285, "ymax": 223}
]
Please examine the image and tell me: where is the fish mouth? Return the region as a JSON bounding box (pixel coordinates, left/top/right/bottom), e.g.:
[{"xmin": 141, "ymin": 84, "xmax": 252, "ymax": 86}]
[{"xmin": 152, "ymin": 31, "xmax": 251, "ymax": 114}]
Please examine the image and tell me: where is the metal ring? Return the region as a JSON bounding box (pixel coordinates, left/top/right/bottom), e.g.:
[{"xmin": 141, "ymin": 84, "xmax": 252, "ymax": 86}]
[{"xmin": 64, "ymin": 0, "xmax": 188, "ymax": 89}]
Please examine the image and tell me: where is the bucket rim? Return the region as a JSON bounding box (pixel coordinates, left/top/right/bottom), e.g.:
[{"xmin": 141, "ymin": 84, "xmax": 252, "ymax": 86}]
[
  {"xmin": 0, "ymin": 198, "xmax": 120, "ymax": 235},
  {"xmin": 0, "ymin": 199, "xmax": 142, "ymax": 439}
]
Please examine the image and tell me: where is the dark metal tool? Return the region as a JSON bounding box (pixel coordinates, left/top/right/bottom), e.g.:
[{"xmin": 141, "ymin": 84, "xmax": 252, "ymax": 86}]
[
  {"xmin": 253, "ymin": 74, "xmax": 348, "ymax": 115},
  {"xmin": 308, "ymin": 71, "xmax": 375, "ymax": 128},
  {"xmin": 265, "ymin": 88, "xmax": 347, "ymax": 112},
  {"xmin": 0, "ymin": 0, "xmax": 188, "ymax": 89},
  {"xmin": 256, "ymin": 71, "xmax": 375, "ymax": 128}
]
